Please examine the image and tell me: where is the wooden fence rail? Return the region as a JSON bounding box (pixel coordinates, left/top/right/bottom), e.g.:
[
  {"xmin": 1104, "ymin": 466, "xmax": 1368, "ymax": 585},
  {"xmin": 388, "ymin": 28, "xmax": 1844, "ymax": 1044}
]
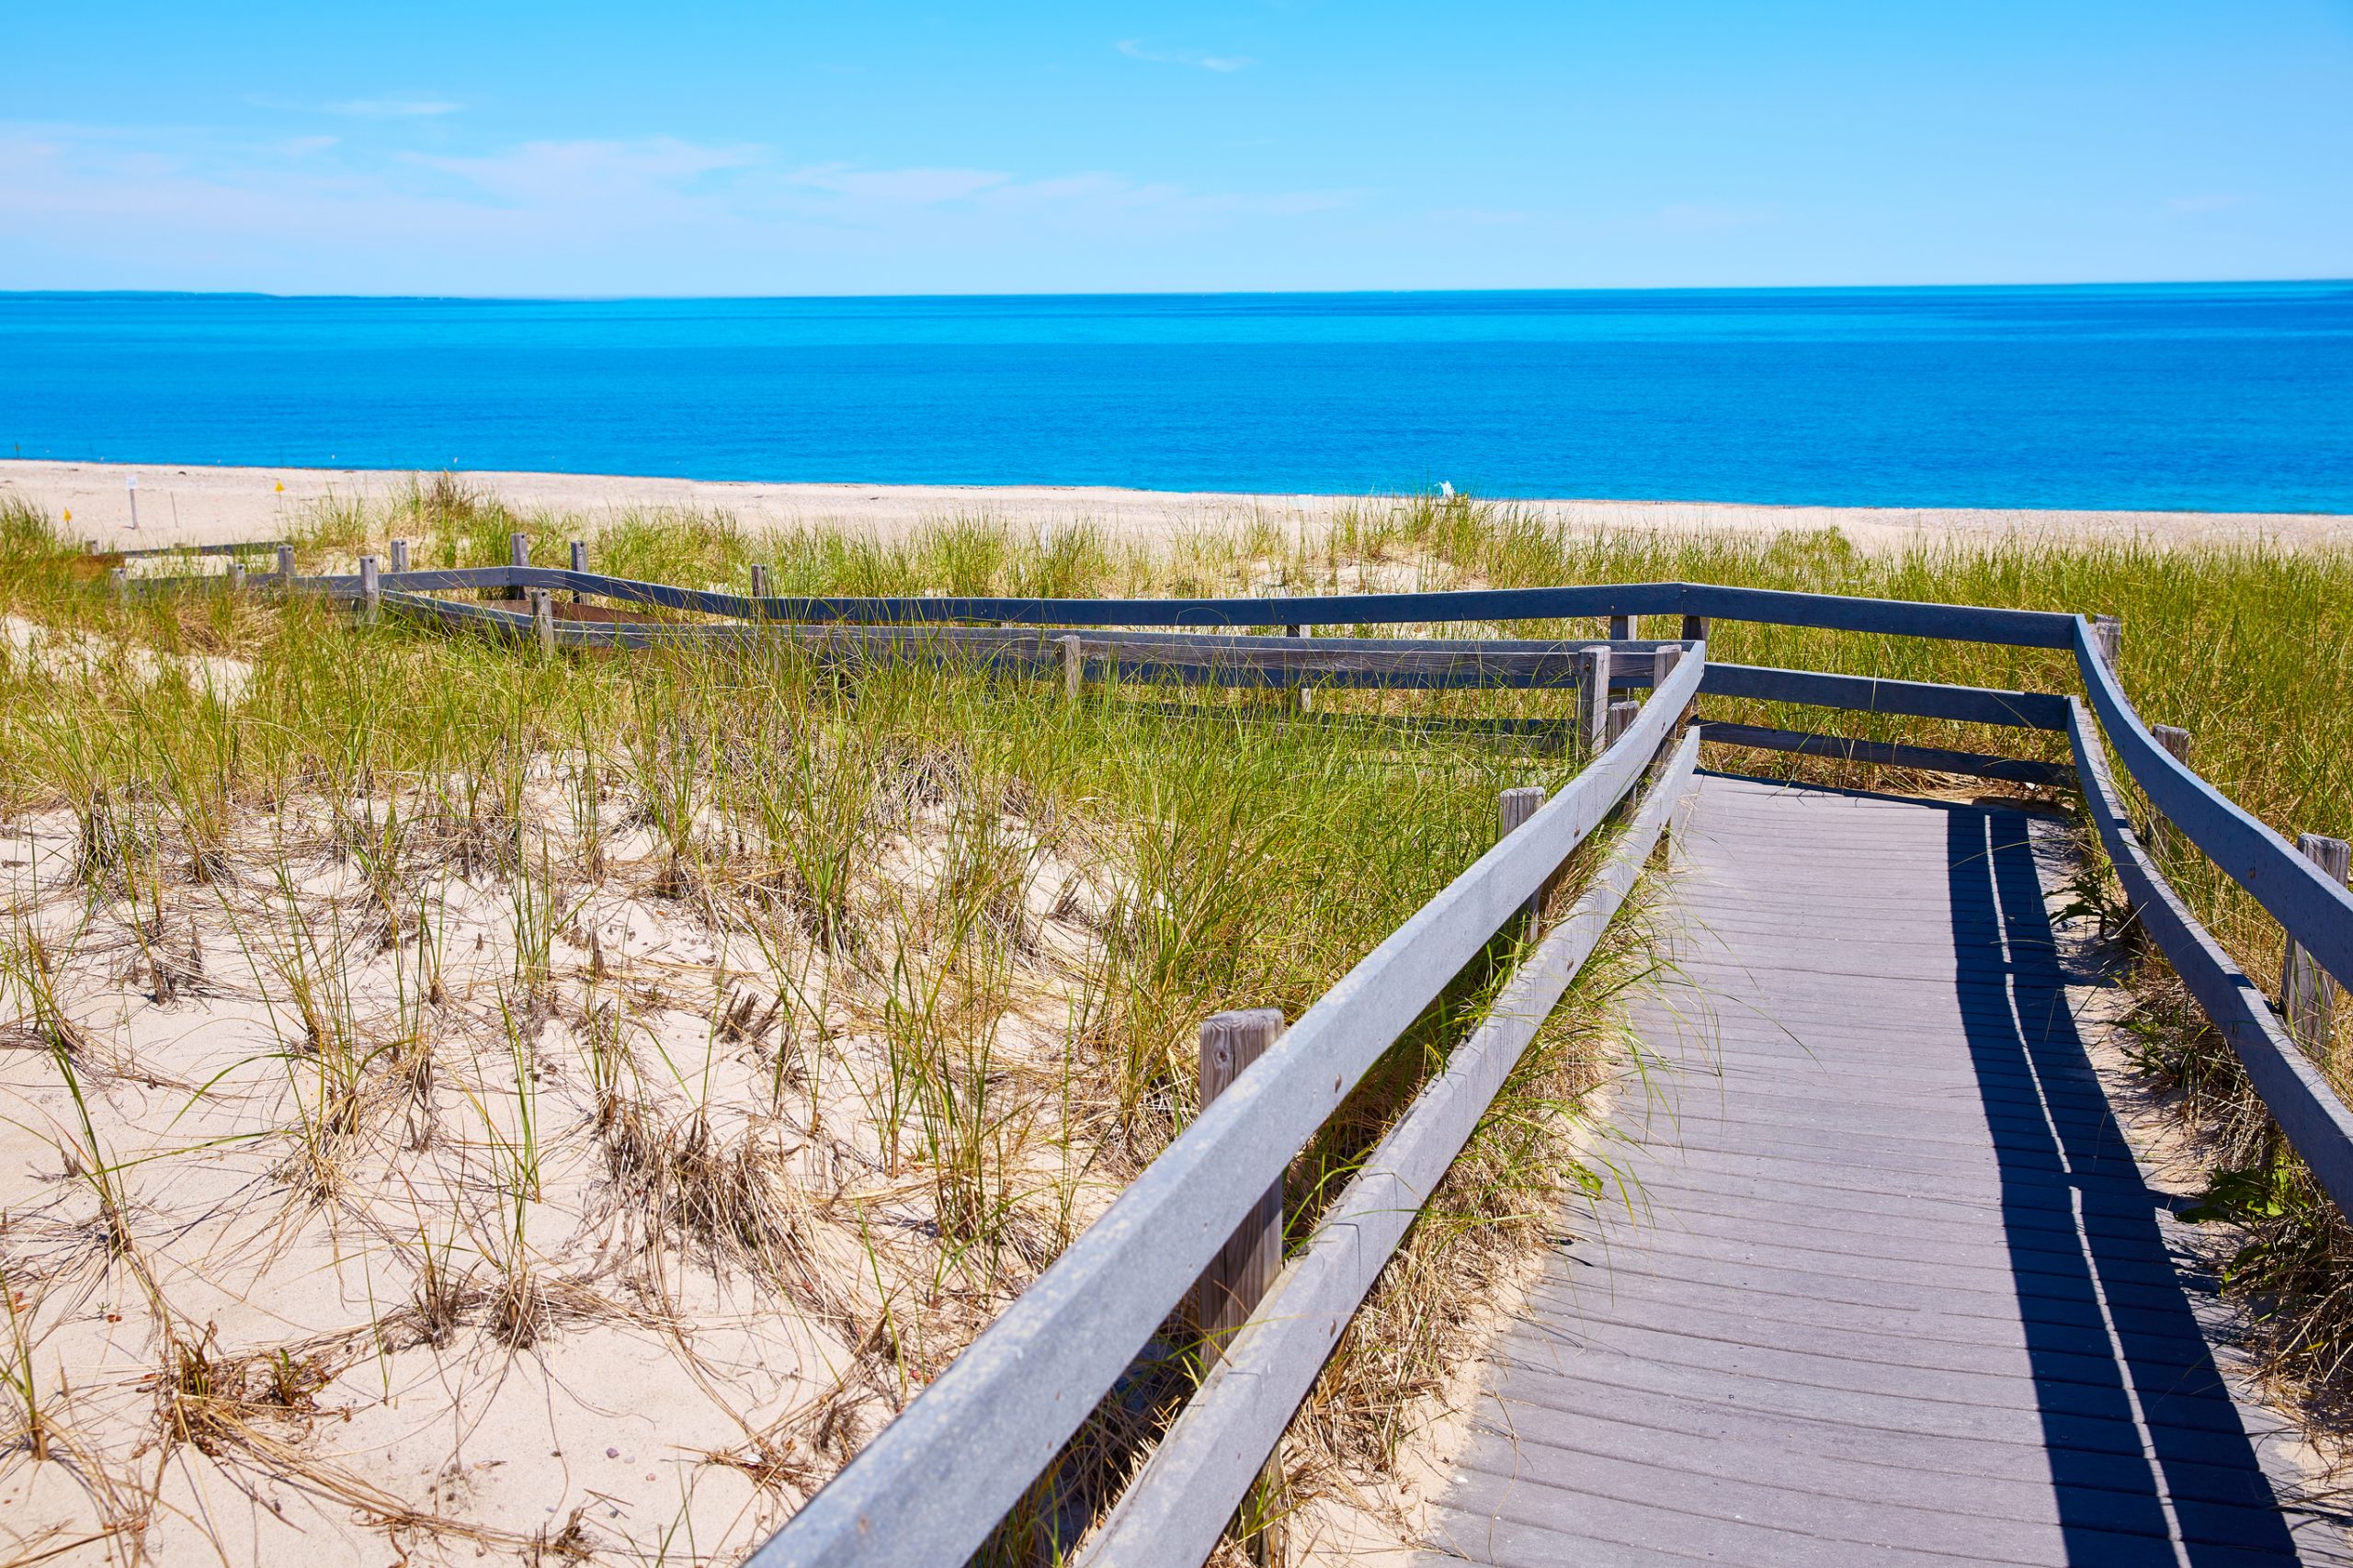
[
  {"xmin": 2074, "ymin": 616, "xmax": 2353, "ymax": 997},
  {"xmin": 2067, "ymin": 696, "xmax": 2353, "ymax": 1212},
  {"xmin": 136, "ymin": 559, "xmax": 2077, "ymax": 643}
]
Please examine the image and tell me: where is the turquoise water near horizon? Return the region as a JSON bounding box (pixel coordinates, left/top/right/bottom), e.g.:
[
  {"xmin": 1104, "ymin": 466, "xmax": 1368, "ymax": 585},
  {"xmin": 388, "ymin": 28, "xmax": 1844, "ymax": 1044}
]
[{"xmin": 3, "ymin": 283, "xmax": 2350, "ymax": 512}]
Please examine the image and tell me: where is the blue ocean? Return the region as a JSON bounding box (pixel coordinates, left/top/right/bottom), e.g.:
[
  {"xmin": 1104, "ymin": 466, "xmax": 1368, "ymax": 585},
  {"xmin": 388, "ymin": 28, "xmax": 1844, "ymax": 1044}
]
[{"xmin": 3, "ymin": 283, "xmax": 2349, "ymax": 512}]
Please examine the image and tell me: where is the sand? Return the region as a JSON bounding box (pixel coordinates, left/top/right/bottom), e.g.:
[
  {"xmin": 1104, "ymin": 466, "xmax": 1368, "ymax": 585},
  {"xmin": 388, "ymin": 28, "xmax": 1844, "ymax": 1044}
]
[
  {"xmin": 6, "ymin": 460, "xmax": 2349, "ymax": 553},
  {"xmin": 0, "ymin": 673, "xmax": 1139, "ymax": 1566}
]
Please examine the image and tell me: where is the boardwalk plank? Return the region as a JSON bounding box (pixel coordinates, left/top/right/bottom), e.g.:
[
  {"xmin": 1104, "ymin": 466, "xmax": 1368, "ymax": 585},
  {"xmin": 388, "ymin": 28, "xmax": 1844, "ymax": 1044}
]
[{"xmin": 1423, "ymin": 773, "xmax": 2326, "ymax": 1566}]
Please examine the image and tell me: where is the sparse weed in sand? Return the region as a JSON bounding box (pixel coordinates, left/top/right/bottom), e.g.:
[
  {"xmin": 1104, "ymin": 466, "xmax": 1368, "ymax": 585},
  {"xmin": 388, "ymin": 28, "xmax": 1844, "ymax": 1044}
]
[{"xmin": 3, "ymin": 485, "xmax": 2347, "ymax": 1561}]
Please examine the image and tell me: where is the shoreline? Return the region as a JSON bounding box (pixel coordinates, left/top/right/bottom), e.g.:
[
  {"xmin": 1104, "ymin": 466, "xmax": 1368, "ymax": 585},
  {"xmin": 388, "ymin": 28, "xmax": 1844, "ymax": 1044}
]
[{"xmin": 5, "ymin": 458, "xmax": 2349, "ymax": 553}]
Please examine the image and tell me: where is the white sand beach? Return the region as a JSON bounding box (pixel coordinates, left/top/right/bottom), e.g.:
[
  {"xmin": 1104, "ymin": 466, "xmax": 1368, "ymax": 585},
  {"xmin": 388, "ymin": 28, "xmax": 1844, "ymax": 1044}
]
[{"xmin": 6, "ymin": 459, "xmax": 2348, "ymax": 553}]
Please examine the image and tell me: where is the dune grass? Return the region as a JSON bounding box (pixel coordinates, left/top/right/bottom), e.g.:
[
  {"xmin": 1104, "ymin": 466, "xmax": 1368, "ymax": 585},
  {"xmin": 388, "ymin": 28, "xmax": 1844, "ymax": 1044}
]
[
  {"xmin": 3, "ymin": 480, "xmax": 2349, "ymax": 1560},
  {"xmin": 0, "ymin": 489, "xmax": 1643, "ymax": 1563}
]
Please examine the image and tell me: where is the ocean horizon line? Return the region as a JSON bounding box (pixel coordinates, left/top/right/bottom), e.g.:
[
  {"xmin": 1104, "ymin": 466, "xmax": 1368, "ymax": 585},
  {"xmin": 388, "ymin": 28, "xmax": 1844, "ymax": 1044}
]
[{"xmin": 5, "ymin": 278, "xmax": 2351, "ymax": 307}]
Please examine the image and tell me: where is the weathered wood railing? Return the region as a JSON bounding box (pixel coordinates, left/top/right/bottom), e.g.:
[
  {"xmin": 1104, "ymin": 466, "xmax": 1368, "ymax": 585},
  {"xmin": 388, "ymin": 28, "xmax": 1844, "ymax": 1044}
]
[{"xmin": 123, "ymin": 543, "xmax": 2353, "ymax": 1563}]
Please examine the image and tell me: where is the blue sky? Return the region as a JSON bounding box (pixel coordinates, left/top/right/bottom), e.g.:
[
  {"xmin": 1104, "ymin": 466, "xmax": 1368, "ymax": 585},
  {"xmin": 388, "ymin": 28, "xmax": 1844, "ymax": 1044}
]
[{"xmin": 6, "ymin": 1, "xmax": 2351, "ymax": 295}]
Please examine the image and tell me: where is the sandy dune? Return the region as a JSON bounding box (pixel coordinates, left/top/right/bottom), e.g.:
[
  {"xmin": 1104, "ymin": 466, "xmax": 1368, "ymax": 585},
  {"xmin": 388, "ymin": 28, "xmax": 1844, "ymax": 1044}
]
[{"xmin": 6, "ymin": 459, "xmax": 2347, "ymax": 553}]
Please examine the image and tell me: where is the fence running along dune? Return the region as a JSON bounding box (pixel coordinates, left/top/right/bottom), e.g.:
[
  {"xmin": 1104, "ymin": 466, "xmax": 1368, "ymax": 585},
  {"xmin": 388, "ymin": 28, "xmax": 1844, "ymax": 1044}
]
[{"xmin": 120, "ymin": 540, "xmax": 2353, "ymax": 1565}]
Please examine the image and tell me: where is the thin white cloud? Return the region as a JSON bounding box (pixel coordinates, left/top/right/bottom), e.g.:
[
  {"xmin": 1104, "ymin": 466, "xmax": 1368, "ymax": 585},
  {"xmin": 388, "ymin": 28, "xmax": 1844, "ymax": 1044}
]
[
  {"xmin": 324, "ymin": 97, "xmax": 462, "ymax": 118},
  {"xmin": 246, "ymin": 94, "xmax": 463, "ymax": 119},
  {"xmin": 786, "ymin": 164, "xmax": 1009, "ymax": 204},
  {"xmin": 1117, "ymin": 40, "xmax": 1253, "ymax": 72},
  {"xmin": 405, "ymin": 138, "xmax": 762, "ymax": 204}
]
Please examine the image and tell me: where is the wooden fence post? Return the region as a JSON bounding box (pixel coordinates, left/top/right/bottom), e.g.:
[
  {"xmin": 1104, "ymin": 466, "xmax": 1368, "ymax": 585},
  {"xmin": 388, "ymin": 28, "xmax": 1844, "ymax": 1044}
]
[
  {"xmin": 1500, "ymin": 785, "xmax": 1548, "ymax": 933},
  {"xmin": 1574, "ymin": 645, "xmax": 1611, "ymax": 755},
  {"xmin": 1190, "ymin": 1006, "xmax": 1288, "ymax": 1565},
  {"xmin": 2091, "ymin": 614, "xmax": 2122, "ymax": 669},
  {"xmin": 2284, "ymin": 834, "xmax": 2352, "ymax": 1067},
  {"xmin": 508, "ymin": 532, "xmax": 529, "ymax": 601},
  {"xmin": 530, "ymin": 589, "xmax": 556, "ymax": 656},
  {"xmin": 1608, "ymin": 612, "xmax": 1639, "ymax": 642},
  {"xmin": 2147, "ymin": 725, "xmax": 2191, "ymax": 860},
  {"xmin": 1284, "ymin": 622, "xmax": 1313, "ymax": 713},
  {"xmin": 1645, "ymin": 643, "xmax": 1689, "ymax": 790},
  {"xmin": 108, "ymin": 566, "xmax": 127, "ymax": 601},
  {"xmin": 1607, "ymin": 699, "xmax": 1640, "ymax": 745},
  {"xmin": 227, "ymin": 561, "xmax": 246, "ymax": 594},
  {"xmin": 749, "ymin": 562, "xmax": 770, "ymax": 607},
  {"xmin": 389, "ymin": 539, "xmax": 410, "ymax": 574},
  {"xmin": 1056, "ymin": 634, "xmax": 1085, "ymax": 701},
  {"xmin": 1652, "ymin": 643, "xmax": 1686, "ymax": 717},
  {"xmin": 1680, "ymin": 613, "xmax": 1709, "ymax": 644},
  {"xmin": 358, "ymin": 555, "xmax": 381, "ymax": 625},
  {"xmin": 277, "ymin": 544, "xmax": 296, "ymax": 583}
]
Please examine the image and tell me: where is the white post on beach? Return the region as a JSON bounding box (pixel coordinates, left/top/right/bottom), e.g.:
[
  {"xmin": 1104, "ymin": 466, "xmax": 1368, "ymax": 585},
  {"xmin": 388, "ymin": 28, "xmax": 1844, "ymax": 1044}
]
[
  {"xmin": 1652, "ymin": 642, "xmax": 1684, "ymax": 692},
  {"xmin": 1574, "ymin": 645, "xmax": 1612, "ymax": 756},
  {"xmin": 2091, "ymin": 614, "xmax": 2122, "ymax": 670},
  {"xmin": 2284, "ymin": 835, "xmax": 2352, "ymax": 1068},
  {"xmin": 1499, "ymin": 785, "xmax": 1548, "ymax": 933},
  {"xmin": 1188, "ymin": 1006, "xmax": 1289, "ymax": 1565},
  {"xmin": 126, "ymin": 472, "xmax": 139, "ymax": 532},
  {"xmin": 2148, "ymin": 725, "xmax": 2191, "ymax": 860},
  {"xmin": 1651, "ymin": 643, "xmax": 1688, "ymax": 738}
]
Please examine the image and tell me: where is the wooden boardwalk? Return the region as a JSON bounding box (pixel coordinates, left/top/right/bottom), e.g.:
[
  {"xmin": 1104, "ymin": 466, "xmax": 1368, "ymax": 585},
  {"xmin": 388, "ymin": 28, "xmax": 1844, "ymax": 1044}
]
[{"xmin": 1425, "ymin": 772, "xmax": 2343, "ymax": 1567}]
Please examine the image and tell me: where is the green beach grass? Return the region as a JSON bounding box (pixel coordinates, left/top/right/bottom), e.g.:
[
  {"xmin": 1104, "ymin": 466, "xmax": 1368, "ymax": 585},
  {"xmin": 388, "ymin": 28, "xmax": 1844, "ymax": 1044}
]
[{"xmin": 2, "ymin": 482, "xmax": 2348, "ymax": 1559}]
